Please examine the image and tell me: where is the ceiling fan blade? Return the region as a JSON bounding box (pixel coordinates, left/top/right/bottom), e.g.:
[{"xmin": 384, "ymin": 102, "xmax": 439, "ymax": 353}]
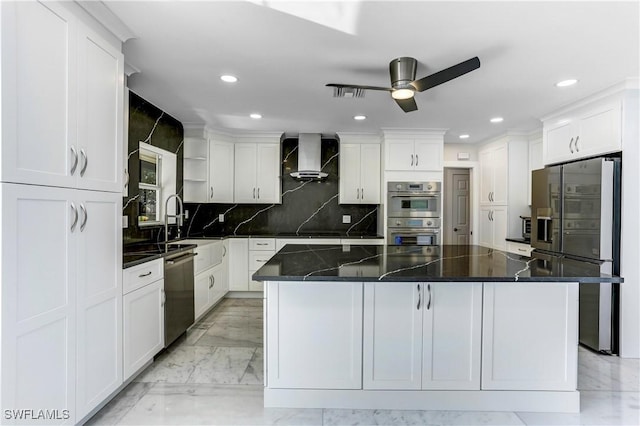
[
  {"xmin": 326, "ymin": 83, "xmax": 392, "ymax": 91},
  {"xmin": 394, "ymin": 97, "xmax": 418, "ymax": 113},
  {"xmin": 411, "ymin": 57, "xmax": 480, "ymax": 92}
]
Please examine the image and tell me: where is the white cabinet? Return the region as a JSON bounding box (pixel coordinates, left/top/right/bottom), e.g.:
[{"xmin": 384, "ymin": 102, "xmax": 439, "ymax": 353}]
[
  {"xmin": 506, "ymin": 241, "xmax": 533, "ymax": 256},
  {"xmin": 123, "ymin": 273, "xmax": 164, "ymax": 381},
  {"xmin": 1, "ymin": 1, "xmax": 123, "ymax": 193},
  {"xmin": 228, "ymin": 238, "xmax": 249, "ymax": 291},
  {"xmin": 479, "ymin": 143, "xmax": 508, "ymax": 205},
  {"xmin": 248, "ymin": 238, "xmax": 276, "ymax": 291},
  {"xmin": 339, "ymin": 143, "xmax": 381, "ymax": 204},
  {"xmin": 193, "ymin": 240, "xmax": 228, "ymax": 320},
  {"xmin": 1, "ymin": 183, "xmax": 122, "ymax": 423},
  {"xmin": 209, "ymin": 139, "xmax": 235, "ymax": 202},
  {"xmin": 183, "ymin": 133, "xmax": 235, "ymax": 203},
  {"xmin": 479, "ymin": 205, "xmax": 508, "ymax": 250},
  {"xmin": 234, "ymin": 143, "xmax": 280, "ymax": 204},
  {"xmin": 362, "ymin": 281, "xmax": 481, "ymax": 391},
  {"xmin": 363, "ymin": 282, "xmax": 423, "ymax": 389},
  {"xmin": 528, "ymin": 134, "xmax": 543, "ymax": 205},
  {"xmin": 482, "ymin": 282, "xmax": 578, "ymax": 391},
  {"xmin": 385, "ymin": 138, "xmax": 443, "ymax": 171},
  {"xmin": 543, "ymin": 99, "xmax": 622, "ymax": 165},
  {"xmin": 266, "ymin": 281, "xmax": 363, "ymax": 389}
]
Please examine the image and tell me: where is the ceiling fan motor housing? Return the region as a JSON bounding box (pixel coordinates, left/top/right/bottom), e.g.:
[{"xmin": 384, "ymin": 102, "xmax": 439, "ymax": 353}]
[{"xmin": 389, "ymin": 57, "xmax": 417, "ymax": 90}]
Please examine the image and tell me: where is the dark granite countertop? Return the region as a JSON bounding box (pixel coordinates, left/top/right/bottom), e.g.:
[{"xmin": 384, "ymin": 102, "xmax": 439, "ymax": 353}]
[
  {"xmin": 252, "ymin": 244, "xmax": 623, "ymax": 283},
  {"xmin": 123, "ymin": 242, "xmax": 197, "ymax": 269},
  {"xmin": 175, "ymin": 233, "xmax": 384, "ymax": 240}
]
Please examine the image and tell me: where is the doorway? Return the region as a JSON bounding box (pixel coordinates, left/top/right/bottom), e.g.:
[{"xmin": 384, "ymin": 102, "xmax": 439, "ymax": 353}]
[{"xmin": 443, "ymin": 168, "xmax": 471, "ymax": 244}]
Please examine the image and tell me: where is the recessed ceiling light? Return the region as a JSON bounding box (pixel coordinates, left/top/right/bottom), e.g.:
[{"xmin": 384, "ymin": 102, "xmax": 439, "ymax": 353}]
[
  {"xmin": 353, "ymin": 115, "xmax": 366, "ymax": 121},
  {"xmin": 490, "ymin": 117, "xmax": 504, "ymax": 123},
  {"xmin": 459, "ymin": 134, "xmax": 470, "ymax": 139},
  {"xmin": 220, "ymin": 75, "xmax": 238, "ymax": 83},
  {"xmin": 556, "ymin": 79, "xmax": 578, "ymax": 87},
  {"xmin": 250, "ymin": 113, "xmax": 262, "ymax": 119}
]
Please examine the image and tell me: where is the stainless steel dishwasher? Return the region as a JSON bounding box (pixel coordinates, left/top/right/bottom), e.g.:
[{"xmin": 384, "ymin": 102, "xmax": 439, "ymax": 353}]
[{"xmin": 164, "ymin": 250, "xmax": 196, "ymax": 347}]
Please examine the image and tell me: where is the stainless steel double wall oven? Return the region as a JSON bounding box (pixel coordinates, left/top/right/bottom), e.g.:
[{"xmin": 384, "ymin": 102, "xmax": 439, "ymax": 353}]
[{"xmin": 387, "ymin": 181, "xmax": 441, "ymax": 245}]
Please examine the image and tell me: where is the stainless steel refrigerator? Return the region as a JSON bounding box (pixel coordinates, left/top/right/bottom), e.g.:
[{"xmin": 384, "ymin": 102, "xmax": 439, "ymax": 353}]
[{"xmin": 531, "ymin": 156, "xmax": 621, "ymax": 353}]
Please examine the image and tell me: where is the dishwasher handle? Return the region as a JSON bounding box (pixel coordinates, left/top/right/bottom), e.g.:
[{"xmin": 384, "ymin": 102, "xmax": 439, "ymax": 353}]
[{"xmin": 165, "ymin": 252, "xmax": 197, "ymax": 267}]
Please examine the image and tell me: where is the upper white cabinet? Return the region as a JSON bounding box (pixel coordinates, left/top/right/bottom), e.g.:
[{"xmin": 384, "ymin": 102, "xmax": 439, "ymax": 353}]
[
  {"xmin": 543, "ymin": 98, "xmax": 622, "ymax": 165},
  {"xmin": 234, "ymin": 142, "xmax": 281, "ymax": 204},
  {"xmin": 479, "ymin": 143, "xmax": 508, "ymax": 205},
  {"xmin": 1, "ymin": 1, "xmax": 123, "ymax": 192},
  {"xmin": 339, "ymin": 143, "xmax": 381, "ymax": 204},
  {"xmin": 385, "ymin": 138, "xmax": 443, "ymax": 172},
  {"xmin": 209, "ymin": 138, "xmax": 235, "ymax": 202}
]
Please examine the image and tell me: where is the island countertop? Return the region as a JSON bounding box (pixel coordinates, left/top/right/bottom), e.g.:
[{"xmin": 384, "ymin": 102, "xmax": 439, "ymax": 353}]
[{"xmin": 253, "ymin": 244, "xmax": 623, "ymax": 283}]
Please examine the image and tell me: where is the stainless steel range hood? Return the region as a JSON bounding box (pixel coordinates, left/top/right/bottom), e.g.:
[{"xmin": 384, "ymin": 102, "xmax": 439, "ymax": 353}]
[{"xmin": 290, "ymin": 133, "xmax": 328, "ymax": 179}]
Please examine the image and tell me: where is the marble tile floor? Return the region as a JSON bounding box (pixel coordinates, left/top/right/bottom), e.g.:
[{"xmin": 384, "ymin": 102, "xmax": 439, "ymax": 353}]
[{"xmin": 87, "ymin": 298, "xmax": 640, "ymax": 426}]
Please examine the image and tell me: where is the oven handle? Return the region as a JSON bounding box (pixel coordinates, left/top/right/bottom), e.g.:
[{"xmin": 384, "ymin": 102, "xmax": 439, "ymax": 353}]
[{"xmin": 389, "ymin": 194, "xmax": 440, "ymax": 198}]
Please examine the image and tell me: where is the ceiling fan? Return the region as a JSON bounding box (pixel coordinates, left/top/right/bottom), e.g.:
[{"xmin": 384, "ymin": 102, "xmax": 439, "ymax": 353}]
[{"xmin": 326, "ymin": 56, "xmax": 480, "ymax": 112}]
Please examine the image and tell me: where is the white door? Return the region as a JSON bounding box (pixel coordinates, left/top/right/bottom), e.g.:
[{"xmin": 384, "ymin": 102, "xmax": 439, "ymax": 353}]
[
  {"xmin": 478, "ymin": 206, "xmax": 493, "ymax": 248},
  {"xmin": 413, "ymin": 140, "xmax": 442, "ymax": 171},
  {"xmin": 422, "ymin": 283, "xmax": 482, "ymax": 390},
  {"xmin": 479, "ymin": 149, "xmax": 493, "ymax": 204},
  {"xmin": 234, "ymin": 144, "xmax": 258, "ymax": 202},
  {"xmin": 255, "ymin": 143, "xmax": 281, "ymax": 203},
  {"xmin": 1, "ymin": 1, "xmax": 78, "ymax": 189},
  {"xmin": 385, "ymin": 140, "xmax": 414, "ymax": 171},
  {"xmin": 1, "ymin": 183, "xmax": 77, "ymax": 424},
  {"xmin": 339, "ymin": 143, "xmax": 361, "ymax": 204},
  {"xmin": 444, "ymin": 168, "xmax": 470, "ymax": 244},
  {"xmin": 123, "ymin": 280, "xmax": 164, "ymax": 380},
  {"xmin": 363, "ymin": 282, "xmax": 423, "ymax": 390},
  {"xmin": 76, "ymin": 23, "xmax": 123, "ymax": 193},
  {"xmin": 210, "ymin": 261, "xmax": 228, "ymax": 306},
  {"xmin": 209, "ymin": 140, "xmax": 235, "ymax": 202},
  {"xmin": 545, "ymin": 121, "xmax": 574, "ymax": 164},
  {"xmin": 75, "ymin": 190, "xmax": 122, "ymax": 418},
  {"xmin": 267, "ymin": 281, "xmax": 363, "ymax": 389},
  {"xmin": 228, "ymin": 239, "xmax": 249, "ymax": 291},
  {"xmin": 482, "ymin": 282, "xmax": 578, "ymax": 391},
  {"xmin": 491, "ymin": 144, "xmax": 508, "ymax": 204},
  {"xmin": 577, "ymin": 102, "xmax": 622, "ymax": 158},
  {"xmin": 360, "ymin": 144, "xmax": 381, "ymax": 204}
]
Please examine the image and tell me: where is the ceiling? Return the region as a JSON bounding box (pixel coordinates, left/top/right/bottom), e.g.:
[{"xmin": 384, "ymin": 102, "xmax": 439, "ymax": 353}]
[{"xmin": 103, "ymin": 1, "xmax": 639, "ymax": 144}]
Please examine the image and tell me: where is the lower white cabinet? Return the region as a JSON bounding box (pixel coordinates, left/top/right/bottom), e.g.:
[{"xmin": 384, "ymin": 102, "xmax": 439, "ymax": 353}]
[
  {"xmin": 481, "ymin": 282, "xmax": 578, "ymax": 391},
  {"xmin": 479, "ymin": 205, "xmax": 507, "ymax": 250},
  {"xmin": 266, "ymin": 281, "xmax": 363, "ymax": 389},
  {"xmin": 195, "ymin": 261, "xmax": 228, "ymax": 320},
  {"xmin": 228, "ymin": 238, "xmax": 249, "ymax": 291},
  {"xmin": 123, "ymin": 279, "xmax": 164, "ymax": 381},
  {"xmin": 363, "ymin": 282, "xmax": 481, "ymax": 390}
]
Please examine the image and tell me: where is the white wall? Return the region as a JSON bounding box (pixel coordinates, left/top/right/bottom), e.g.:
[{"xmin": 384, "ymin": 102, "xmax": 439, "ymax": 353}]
[{"xmin": 444, "ymin": 143, "xmax": 478, "ymax": 162}]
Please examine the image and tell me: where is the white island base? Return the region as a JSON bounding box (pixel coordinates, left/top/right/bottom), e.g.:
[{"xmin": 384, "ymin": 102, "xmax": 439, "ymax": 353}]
[{"xmin": 263, "ymin": 280, "xmax": 580, "ymax": 413}]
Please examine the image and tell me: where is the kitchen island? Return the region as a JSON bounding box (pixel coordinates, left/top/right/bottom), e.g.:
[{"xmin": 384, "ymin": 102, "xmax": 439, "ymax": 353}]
[{"xmin": 253, "ymin": 244, "xmax": 622, "ymax": 413}]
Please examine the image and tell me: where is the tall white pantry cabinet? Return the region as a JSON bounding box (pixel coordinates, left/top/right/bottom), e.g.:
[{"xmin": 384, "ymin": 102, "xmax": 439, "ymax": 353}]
[{"xmin": 1, "ymin": 2, "xmax": 124, "ymax": 424}]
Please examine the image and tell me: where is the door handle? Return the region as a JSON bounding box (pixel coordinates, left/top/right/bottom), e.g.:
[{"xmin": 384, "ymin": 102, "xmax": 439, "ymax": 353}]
[
  {"xmin": 410, "ymin": 154, "xmax": 414, "ymax": 166},
  {"xmin": 70, "ymin": 203, "xmax": 78, "ymax": 232},
  {"xmin": 361, "ymin": 187, "xmax": 364, "ymax": 200},
  {"xmin": 210, "ymin": 187, "xmax": 214, "ymax": 199},
  {"xmin": 138, "ymin": 271, "xmax": 152, "ymax": 278},
  {"xmin": 454, "ymin": 227, "xmax": 458, "ymax": 232},
  {"xmin": 427, "ymin": 284, "xmax": 432, "ymax": 310},
  {"xmin": 124, "ymin": 168, "xmax": 129, "ymax": 191},
  {"xmin": 415, "ymin": 155, "xmax": 419, "ymax": 166},
  {"xmin": 417, "ymin": 284, "xmax": 421, "ymax": 310},
  {"xmin": 79, "ymin": 203, "xmax": 87, "ymax": 231},
  {"xmin": 574, "ymin": 136, "xmax": 580, "ymax": 152},
  {"xmin": 80, "ymin": 149, "xmax": 88, "ymax": 177},
  {"xmin": 253, "ymin": 188, "xmax": 256, "ymax": 199},
  {"xmin": 209, "ymin": 276, "xmax": 213, "ymax": 289},
  {"xmin": 569, "ymin": 137, "xmax": 575, "ymax": 153},
  {"xmin": 487, "ymin": 192, "xmax": 491, "ymax": 202},
  {"xmin": 70, "ymin": 146, "xmax": 78, "ymax": 175},
  {"xmin": 257, "ymin": 187, "xmax": 260, "ymax": 199},
  {"xmin": 356, "ymin": 188, "xmax": 360, "ymax": 199}
]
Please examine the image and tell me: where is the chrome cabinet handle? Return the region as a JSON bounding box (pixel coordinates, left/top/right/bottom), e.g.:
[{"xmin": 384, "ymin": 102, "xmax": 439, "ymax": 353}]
[
  {"xmin": 575, "ymin": 136, "xmax": 580, "ymax": 152},
  {"xmin": 223, "ymin": 246, "xmax": 227, "ymax": 257},
  {"xmin": 417, "ymin": 284, "xmax": 421, "ymax": 310},
  {"xmin": 356, "ymin": 188, "xmax": 360, "ymax": 199},
  {"xmin": 80, "ymin": 203, "xmax": 87, "ymax": 231},
  {"xmin": 487, "ymin": 192, "xmax": 491, "ymax": 202},
  {"xmin": 124, "ymin": 169, "xmax": 129, "ymax": 191},
  {"xmin": 212, "ymin": 275, "xmax": 215, "ymax": 287},
  {"xmin": 410, "ymin": 154, "xmax": 414, "ymax": 166},
  {"xmin": 427, "ymin": 284, "xmax": 432, "ymax": 310},
  {"xmin": 257, "ymin": 187, "xmax": 260, "ymax": 199},
  {"xmin": 415, "ymin": 155, "xmax": 419, "ymax": 166},
  {"xmin": 70, "ymin": 146, "xmax": 78, "ymax": 175},
  {"xmin": 70, "ymin": 203, "xmax": 78, "ymax": 232},
  {"xmin": 253, "ymin": 188, "xmax": 256, "ymax": 199},
  {"xmin": 491, "ymin": 210, "xmax": 494, "ymax": 221},
  {"xmin": 209, "ymin": 276, "xmax": 213, "ymax": 289},
  {"xmin": 210, "ymin": 187, "xmax": 214, "ymax": 199},
  {"xmin": 361, "ymin": 187, "xmax": 364, "ymax": 200},
  {"xmin": 80, "ymin": 149, "xmax": 88, "ymax": 176},
  {"xmin": 138, "ymin": 271, "xmax": 152, "ymax": 278},
  {"xmin": 569, "ymin": 137, "xmax": 575, "ymax": 153}
]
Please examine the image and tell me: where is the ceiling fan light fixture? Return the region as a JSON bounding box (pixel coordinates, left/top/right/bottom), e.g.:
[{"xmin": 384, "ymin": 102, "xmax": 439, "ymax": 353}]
[{"xmin": 391, "ymin": 88, "xmax": 415, "ymax": 100}]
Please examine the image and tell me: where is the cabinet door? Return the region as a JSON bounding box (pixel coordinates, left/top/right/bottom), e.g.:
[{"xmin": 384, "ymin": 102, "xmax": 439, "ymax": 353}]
[
  {"xmin": 75, "ymin": 190, "xmax": 122, "ymax": 418},
  {"xmin": 385, "ymin": 140, "xmax": 414, "ymax": 171},
  {"xmin": 478, "ymin": 206, "xmax": 493, "ymax": 248},
  {"xmin": 413, "ymin": 140, "xmax": 442, "ymax": 171},
  {"xmin": 1, "ymin": 183, "xmax": 77, "ymax": 424},
  {"xmin": 422, "ymin": 283, "xmax": 482, "ymax": 390},
  {"xmin": 123, "ymin": 280, "xmax": 164, "ymax": 380},
  {"xmin": 76, "ymin": 23, "xmax": 123, "ymax": 193},
  {"xmin": 360, "ymin": 144, "xmax": 381, "ymax": 204},
  {"xmin": 577, "ymin": 101, "xmax": 622, "ymax": 158},
  {"xmin": 209, "ymin": 140, "xmax": 234, "ymax": 203},
  {"xmin": 482, "ymin": 282, "xmax": 578, "ymax": 391},
  {"xmin": 491, "ymin": 144, "xmax": 508, "ymax": 204},
  {"xmin": 194, "ymin": 271, "xmax": 212, "ymax": 320},
  {"xmin": 255, "ymin": 143, "xmax": 281, "ymax": 204},
  {"xmin": 544, "ymin": 121, "xmax": 574, "ymax": 165},
  {"xmin": 363, "ymin": 282, "xmax": 422, "ymax": 390},
  {"xmin": 228, "ymin": 238, "xmax": 249, "ymax": 291},
  {"xmin": 338, "ymin": 143, "xmax": 361, "ymax": 204},
  {"xmin": 234, "ymin": 144, "xmax": 258, "ymax": 203},
  {"xmin": 210, "ymin": 261, "xmax": 228, "ymax": 307},
  {"xmin": 491, "ymin": 206, "xmax": 508, "ymax": 250},
  {"xmin": 267, "ymin": 281, "xmax": 363, "ymax": 389},
  {"xmin": 479, "ymin": 149, "xmax": 494, "ymax": 204},
  {"xmin": 1, "ymin": 1, "xmax": 78, "ymax": 189}
]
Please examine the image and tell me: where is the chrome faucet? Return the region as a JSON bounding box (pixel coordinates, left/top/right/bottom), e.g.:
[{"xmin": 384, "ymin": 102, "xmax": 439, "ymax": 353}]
[{"xmin": 164, "ymin": 194, "xmax": 184, "ymax": 243}]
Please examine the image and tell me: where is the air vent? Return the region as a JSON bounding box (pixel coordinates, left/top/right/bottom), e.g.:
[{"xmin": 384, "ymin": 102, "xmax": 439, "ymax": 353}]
[{"xmin": 332, "ymin": 87, "xmax": 365, "ymax": 98}]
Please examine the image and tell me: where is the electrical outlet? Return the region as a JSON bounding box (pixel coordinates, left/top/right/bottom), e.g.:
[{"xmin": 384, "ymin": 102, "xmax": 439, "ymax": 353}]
[
  {"xmin": 342, "ymin": 215, "xmax": 351, "ymax": 224},
  {"xmin": 219, "ymin": 214, "xmax": 225, "ymax": 222}
]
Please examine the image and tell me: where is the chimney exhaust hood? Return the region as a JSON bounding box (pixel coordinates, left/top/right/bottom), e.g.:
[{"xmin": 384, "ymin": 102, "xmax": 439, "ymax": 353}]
[{"xmin": 290, "ymin": 133, "xmax": 328, "ymax": 179}]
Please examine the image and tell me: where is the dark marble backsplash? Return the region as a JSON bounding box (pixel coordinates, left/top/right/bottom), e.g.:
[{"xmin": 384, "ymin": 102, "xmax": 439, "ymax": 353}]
[{"xmin": 182, "ymin": 137, "xmax": 379, "ymax": 237}]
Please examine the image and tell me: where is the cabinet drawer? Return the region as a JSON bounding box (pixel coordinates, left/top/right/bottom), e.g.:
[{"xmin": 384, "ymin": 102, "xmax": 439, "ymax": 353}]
[
  {"xmin": 506, "ymin": 241, "xmax": 532, "ymax": 256},
  {"xmin": 123, "ymin": 259, "xmax": 163, "ymax": 294},
  {"xmin": 250, "ymin": 251, "xmax": 275, "ymax": 270},
  {"xmin": 250, "ymin": 238, "xmax": 276, "ymax": 251}
]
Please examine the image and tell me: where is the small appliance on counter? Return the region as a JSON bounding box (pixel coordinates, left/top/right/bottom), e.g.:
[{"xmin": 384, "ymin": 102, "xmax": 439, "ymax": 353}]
[
  {"xmin": 531, "ymin": 156, "xmax": 621, "ymax": 353},
  {"xmin": 387, "ymin": 181, "xmax": 441, "ymax": 245}
]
